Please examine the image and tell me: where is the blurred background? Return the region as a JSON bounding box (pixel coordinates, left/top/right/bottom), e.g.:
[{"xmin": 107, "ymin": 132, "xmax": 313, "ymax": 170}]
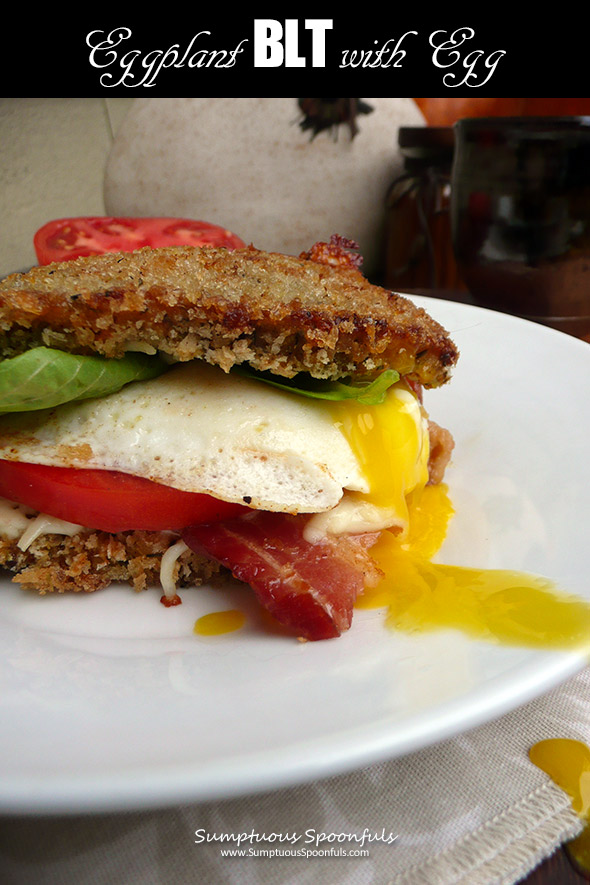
[
  {"xmin": 3, "ymin": 96, "xmax": 590, "ymax": 335},
  {"xmin": 0, "ymin": 99, "xmax": 133, "ymax": 272}
]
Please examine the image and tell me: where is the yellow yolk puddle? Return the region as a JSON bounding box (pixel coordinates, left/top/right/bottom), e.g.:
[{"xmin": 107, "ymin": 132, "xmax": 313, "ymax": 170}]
[
  {"xmin": 193, "ymin": 609, "xmax": 246, "ymax": 636},
  {"xmin": 529, "ymin": 740, "xmax": 590, "ymax": 876},
  {"xmin": 360, "ymin": 485, "xmax": 590, "ymax": 648},
  {"xmin": 334, "ymin": 384, "xmax": 590, "ymax": 651}
]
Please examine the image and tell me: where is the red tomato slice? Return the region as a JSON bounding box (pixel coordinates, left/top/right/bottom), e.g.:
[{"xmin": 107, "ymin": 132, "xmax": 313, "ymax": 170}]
[
  {"xmin": 33, "ymin": 217, "xmax": 246, "ymax": 265},
  {"xmin": 0, "ymin": 460, "xmax": 247, "ymax": 533}
]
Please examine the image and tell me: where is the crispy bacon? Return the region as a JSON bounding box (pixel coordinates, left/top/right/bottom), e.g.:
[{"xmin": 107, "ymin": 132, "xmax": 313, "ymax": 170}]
[
  {"xmin": 299, "ymin": 234, "xmax": 363, "ymax": 271},
  {"xmin": 183, "ymin": 511, "xmax": 382, "ymax": 641},
  {"xmin": 427, "ymin": 420, "xmax": 455, "ymax": 485}
]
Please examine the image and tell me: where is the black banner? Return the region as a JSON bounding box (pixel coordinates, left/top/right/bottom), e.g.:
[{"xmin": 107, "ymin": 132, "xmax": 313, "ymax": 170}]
[{"xmin": 9, "ymin": 12, "xmax": 587, "ymax": 97}]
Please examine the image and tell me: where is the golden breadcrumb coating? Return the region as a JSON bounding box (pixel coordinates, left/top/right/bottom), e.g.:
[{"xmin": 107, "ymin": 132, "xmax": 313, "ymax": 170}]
[
  {"xmin": 0, "ymin": 244, "xmax": 458, "ymax": 387},
  {"xmin": 0, "ymin": 528, "xmax": 224, "ymax": 594}
]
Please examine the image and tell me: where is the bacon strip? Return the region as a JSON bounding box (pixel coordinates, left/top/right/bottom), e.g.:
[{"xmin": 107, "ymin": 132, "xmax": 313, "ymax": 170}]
[
  {"xmin": 183, "ymin": 511, "xmax": 382, "ymax": 641},
  {"xmin": 427, "ymin": 420, "xmax": 455, "ymax": 485}
]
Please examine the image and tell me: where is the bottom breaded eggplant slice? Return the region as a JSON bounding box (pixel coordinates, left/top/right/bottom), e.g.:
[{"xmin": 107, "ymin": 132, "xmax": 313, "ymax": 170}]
[{"xmin": 0, "ymin": 524, "xmax": 223, "ymax": 595}]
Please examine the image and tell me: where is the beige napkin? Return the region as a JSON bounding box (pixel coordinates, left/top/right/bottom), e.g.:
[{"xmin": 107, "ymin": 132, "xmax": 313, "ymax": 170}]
[{"xmin": 0, "ymin": 667, "xmax": 587, "ymax": 885}]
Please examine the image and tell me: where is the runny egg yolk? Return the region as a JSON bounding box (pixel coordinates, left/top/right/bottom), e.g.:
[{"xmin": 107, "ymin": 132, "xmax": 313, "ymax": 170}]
[
  {"xmin": 334, "ymin": 383, "xmax": 590, "ymax": 651},
  {"xmin": 332, "ymin": 383, "xmax": 429, "ymax": 518},
  {"xmin": 320, "ymin": 383, "xmax": 430, "ymax": 540},
  {"xmin": 529, "ymin": 739, "xmax": 590, "ymax": 875}
]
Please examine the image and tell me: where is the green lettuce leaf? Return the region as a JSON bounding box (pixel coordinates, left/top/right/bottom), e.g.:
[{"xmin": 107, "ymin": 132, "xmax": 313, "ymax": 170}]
[
  {"xmin": 0, "ymin": 347, "xmax": 168, "ymax": 414},
  {"xmin": 234, "ymin": 366, "xmax": 400, "ymax": 405}
]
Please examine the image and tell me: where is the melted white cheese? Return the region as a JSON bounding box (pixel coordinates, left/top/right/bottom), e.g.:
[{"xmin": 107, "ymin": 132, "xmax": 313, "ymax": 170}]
[
  {"xmin": 0, "ymin": 496, "xmax": 84, "ymax": 550},
  {"xmin": 0, "ymin": 498, "xmax": 36, "ymax": 539},
  {"xmin": 303, "ymin": 492, "xmax": 406, "ymax": 543},
  {"xmin": 17, "ymin": 514, "xmax": 84, "ymax": 551},
  {"xmin": 159, "ymin": 539, "xmax": 189, "ymax": 598}
]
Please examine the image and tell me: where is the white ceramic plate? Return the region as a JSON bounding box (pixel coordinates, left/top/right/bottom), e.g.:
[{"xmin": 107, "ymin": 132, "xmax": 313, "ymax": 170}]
[{"xmin": 1, "ymin": 297, "xmax": 589, "ymax": 816}]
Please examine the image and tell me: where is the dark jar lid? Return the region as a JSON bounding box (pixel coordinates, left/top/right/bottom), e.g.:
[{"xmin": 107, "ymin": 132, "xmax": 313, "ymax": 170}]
[
  {"xmin": 397, "ymin": 127, "xmax": 455, "ymax": 166},
  {"xmin": 454, "ymin": 115, "xmax": 590, "ymax": 145}
]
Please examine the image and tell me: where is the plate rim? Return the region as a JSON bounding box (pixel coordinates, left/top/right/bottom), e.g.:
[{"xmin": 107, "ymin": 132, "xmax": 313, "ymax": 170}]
[{"xmin": 1, "ymin": 294, "xmax": 589, "ymax": 815}]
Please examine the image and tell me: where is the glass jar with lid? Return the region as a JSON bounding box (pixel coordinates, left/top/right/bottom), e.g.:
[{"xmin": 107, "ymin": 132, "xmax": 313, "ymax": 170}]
[{"xmin": 384, "ymin": 127, "xmax": 465, "ymax": 291}]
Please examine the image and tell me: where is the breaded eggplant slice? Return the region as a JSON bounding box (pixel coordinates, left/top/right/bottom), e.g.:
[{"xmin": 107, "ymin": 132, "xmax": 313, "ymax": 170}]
[
  {"xmin": 0, "ymin": 244, "xmax": 458, "ymax": 387},
  {"xmin": 0, "ymin": 527, "xmax": 224, "ymax": 594}
]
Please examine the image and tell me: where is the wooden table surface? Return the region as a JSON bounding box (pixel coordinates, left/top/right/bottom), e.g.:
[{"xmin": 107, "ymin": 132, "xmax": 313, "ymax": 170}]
[{"xmin": 519, "ymin": 847, "xmax": 588, "ymax": 883}]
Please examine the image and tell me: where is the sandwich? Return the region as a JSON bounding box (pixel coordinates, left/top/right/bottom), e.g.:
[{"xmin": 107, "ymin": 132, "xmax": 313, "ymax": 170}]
[{"xmin": 0, "ymin": 237, "xmax": 458, "ymax": 640}]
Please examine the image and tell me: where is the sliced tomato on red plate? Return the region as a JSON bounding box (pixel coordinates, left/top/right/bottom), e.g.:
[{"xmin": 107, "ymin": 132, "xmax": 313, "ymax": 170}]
[
  {"xmin": 33, "ymin": 217, "xmax": 245, "ymax": 265},
  {"xmin": 0, "ymin": 460, "xmax": 247, "ymax": 533}
]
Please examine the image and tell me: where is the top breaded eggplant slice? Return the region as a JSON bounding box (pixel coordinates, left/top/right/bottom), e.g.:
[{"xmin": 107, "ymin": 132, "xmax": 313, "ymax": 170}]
[{"xmin": 0, "ymin": 244, "xmax": 458, "ymax": 387}]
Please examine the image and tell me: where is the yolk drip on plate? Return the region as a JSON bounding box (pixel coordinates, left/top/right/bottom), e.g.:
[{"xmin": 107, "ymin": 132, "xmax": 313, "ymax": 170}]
[
  {"xmin": 194, "ymin": 610, "xmax": 246, "ymax": 636},
  {"xmin": 529, "ymin": 739, "xmax": 590, "ymax": 875},
  {"xmin": 336, "ymin": 384, "xmax": 590, "ymax": 651},
  {"xmin": 361, "ymin": 484, "xmax": 590, "ymax": 649}
]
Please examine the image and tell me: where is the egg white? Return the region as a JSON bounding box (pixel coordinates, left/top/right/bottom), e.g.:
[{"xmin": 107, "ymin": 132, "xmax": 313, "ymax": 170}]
[
  {"xmin": 0, "ymin": 362, "xmax": 366, "ymax": 514},
  {"xmin": 0, "ymin": 361, "xmax": 429, "ymax": 535}
]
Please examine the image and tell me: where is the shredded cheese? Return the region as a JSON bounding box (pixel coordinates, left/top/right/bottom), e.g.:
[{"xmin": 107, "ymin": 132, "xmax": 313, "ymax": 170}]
[
  {"xmin": 124, "ymin": 341, "xmax": 157, "ymax": 355},
  {"xmin": 0, "ymin": 496, "xmax": 191, "ymax": 599},
  {"xmin": 159, "ymin": 539, "xmax": 189, "ymax": 598},
  {"xmin": 17, "ymin": 514, "xmax": 84, "ymax": 552}
]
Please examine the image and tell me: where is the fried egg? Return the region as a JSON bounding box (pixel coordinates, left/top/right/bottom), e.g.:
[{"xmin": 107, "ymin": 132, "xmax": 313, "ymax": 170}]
[{"xmin": 0, "ymin": 361, "xmax": 429, "ymax": 535}]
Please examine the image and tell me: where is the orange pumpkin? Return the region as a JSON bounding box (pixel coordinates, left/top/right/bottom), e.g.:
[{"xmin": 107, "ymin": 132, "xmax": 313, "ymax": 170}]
[{"xmin": 414, "ymin": 98, "xmax": 590, "ymax": 127}]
